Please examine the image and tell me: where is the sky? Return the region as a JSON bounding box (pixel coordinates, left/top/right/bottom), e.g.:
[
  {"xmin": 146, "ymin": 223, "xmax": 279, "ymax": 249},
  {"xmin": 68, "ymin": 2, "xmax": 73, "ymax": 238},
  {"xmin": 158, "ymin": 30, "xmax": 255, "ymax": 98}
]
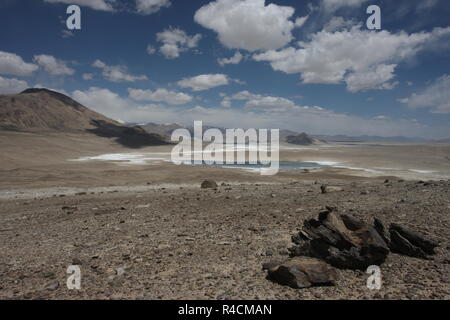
[{"xmin": 1, "ymin": 0, "xmax": 450, "ymax": 139}]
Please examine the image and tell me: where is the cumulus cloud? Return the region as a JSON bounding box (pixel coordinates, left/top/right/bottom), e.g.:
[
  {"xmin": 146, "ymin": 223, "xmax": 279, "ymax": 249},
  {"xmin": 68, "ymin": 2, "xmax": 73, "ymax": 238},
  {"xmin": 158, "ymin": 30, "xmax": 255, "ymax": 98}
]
[
  {"xmin": 400, "ymin": 75, "xmax": 450, "ymax": 114},
  {"xmin": 72, "ymin": 87, "xmax": 130, "ymax": 119},
  {"xmin": 345, "ymin": 64, "xmax": 398, "ymax": 93},
  {"xmin": 44, "ymin": 0, "xmax": 115, "ymax": 11},
  {"xmin": 155, "ymin": 28, "xmax": 202, "ymax": 59},
  {"xmin": 194, "ymin": 0, "xmax": 296, "ymax": 52},
  {"xmin": 70, "ymin": 87, "xmax": 449, "ymax": 139},
  {"xmin": 92, "ymin": 59, "xmax": 148, "ymax": 82},
  {"xmin": 224, "ymin": 90, "xmax": 297, "ymax": 111},
  {"xmin": 33, "ymin": 54, "xmax": 75, "ymax": 76},
  {"xmin": 136, "ymin": 0, "xmax": 171, "ymax": 14},
  {"xmin": 0, "ymin": 76, "xmax": 28, "ymax": 94},
  {"xmin": 218, "ymin": 52, "xmax": 243, "ymax": 66},
  {"xmin": 128, "ymin": 88, "xmax": 193, "ymax": 105},
  {"xmin": 0, "ymin": 51, "xmax": 38, "ymax": 77},
  {"xmin": 253, "ymin": 26, "xmax": 450, "ymax": 92},
  {"xmin": 177, "ymin": 74, "xmax": 230, "ymax": 91}
]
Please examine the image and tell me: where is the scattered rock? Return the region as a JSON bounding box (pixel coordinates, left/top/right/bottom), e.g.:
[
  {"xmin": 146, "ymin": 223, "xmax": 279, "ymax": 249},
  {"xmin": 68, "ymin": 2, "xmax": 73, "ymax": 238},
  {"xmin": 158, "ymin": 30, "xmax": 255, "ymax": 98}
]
[
  {"xmin": 290, "ymin": 210, "xmax": 389, "ymax": 269},
  {"xmin": 320, "ymin": 185, "xmax": 343, "ymax": 194},
  {"xmin": 45, "ymin": 281, "xmax": 60, "ymax": 291},
  {"xmin": 266, "ymin": 257, "xmax": 337, "ymax": 289},
  {"xmin": 135, "ymin": 204, "xmax": 150, "ymax": 209},
  {"xmin": 62, "ymin": 206, "xmax": 78, "ymax": 211},
  {"xmin": 116, "ymin": 267, "xmax": 125, "ymax": 276},
  {"xmin": 42, "ymin": 271, "xmax": 55, "ymax": 279},
  {"xmin": 201, "ymin": 180, "xmax": 218, "ymax": 189}
]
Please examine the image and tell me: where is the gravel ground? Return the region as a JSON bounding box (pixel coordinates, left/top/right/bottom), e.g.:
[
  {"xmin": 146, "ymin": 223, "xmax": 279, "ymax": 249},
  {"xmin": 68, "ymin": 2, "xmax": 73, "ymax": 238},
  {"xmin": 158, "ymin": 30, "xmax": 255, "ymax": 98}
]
[{"xmin": 0, "ymin": 178, "xmax": 449, "ymax": 300}]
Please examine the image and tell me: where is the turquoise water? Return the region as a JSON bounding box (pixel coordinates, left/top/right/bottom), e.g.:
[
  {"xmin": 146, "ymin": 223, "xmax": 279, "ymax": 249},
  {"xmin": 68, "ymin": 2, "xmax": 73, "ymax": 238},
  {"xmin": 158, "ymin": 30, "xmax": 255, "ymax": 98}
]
[{"xmin": 195, "ymin": 161, "xmax": 327, "ymax": 172}]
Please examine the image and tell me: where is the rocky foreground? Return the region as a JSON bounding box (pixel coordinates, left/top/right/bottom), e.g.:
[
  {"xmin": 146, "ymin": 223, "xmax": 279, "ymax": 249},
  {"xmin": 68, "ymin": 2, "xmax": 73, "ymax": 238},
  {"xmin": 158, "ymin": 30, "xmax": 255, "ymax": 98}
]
[{"xmin": 0, "ymin": 178, "xmax": 449, "ymax": 300}]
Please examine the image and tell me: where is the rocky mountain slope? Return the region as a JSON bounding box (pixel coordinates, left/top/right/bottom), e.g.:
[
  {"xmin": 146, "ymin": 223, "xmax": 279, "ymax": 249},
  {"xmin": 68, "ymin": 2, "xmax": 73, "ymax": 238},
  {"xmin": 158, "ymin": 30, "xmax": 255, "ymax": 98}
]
[{"xmin": 0, "ymin": 88, "xmax": 169, "ymax": 148}]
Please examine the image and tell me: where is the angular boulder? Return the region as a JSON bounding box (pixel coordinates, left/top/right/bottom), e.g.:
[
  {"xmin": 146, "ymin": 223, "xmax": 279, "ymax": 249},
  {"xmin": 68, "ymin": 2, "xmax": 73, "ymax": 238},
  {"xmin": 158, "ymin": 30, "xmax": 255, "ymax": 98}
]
[
  {"xmin": 290, "ymin": 210, "xmax": 389, "ymax": 269},
  {"xmin": 389, "ymin": 223, "xmax": 438, "ymax": 259},
  {"xmin": 373, "ymin": 218, "xmax": 391, "ymax": 245},
  {"xmin": 266, "ymin": 257, "xmax": 337, "ymax": 289}
]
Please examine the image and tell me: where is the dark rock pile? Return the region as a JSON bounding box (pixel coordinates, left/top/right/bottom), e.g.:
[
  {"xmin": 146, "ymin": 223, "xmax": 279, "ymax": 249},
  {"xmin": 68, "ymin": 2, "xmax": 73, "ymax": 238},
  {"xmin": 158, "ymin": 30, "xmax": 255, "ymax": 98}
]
[
  {"xmin": 289, "ymin": 208, "xmax": 390, "ymax": 269},
  {"xmin": 265, "ymin": 207, "xmax": 439, "ymax": 289}
]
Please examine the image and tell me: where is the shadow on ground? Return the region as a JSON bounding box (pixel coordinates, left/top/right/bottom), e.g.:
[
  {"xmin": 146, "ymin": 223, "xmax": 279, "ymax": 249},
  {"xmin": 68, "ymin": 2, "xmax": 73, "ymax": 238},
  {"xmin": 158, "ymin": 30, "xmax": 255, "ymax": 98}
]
[{"xmin": 87, "ymin": 120, "xmax": 172, "ymax": 148}]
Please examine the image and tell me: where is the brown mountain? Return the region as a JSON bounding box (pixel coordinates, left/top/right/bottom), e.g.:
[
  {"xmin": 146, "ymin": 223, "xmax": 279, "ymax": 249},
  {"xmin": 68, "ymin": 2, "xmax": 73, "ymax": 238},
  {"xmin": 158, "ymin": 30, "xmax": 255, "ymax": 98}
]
[
  {"xmin": 285, "ymin": 132, "xmax": 325, "ymax": 145},
  {"xmin": 0, "ymin": 88, "xmax": 169, "ymax": 148}
]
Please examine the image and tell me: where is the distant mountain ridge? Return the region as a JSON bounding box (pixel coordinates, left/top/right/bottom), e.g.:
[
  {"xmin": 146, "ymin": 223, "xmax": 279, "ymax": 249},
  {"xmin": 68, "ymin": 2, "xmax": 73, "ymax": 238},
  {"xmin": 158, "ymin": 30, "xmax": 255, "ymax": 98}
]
[
  {"xmin": 312, "ymin": 134, "xmax": 429, "ymax": 143},
  {"xmin": 133, "ymin": 122, "xmax": 324, "ymax": 146}
]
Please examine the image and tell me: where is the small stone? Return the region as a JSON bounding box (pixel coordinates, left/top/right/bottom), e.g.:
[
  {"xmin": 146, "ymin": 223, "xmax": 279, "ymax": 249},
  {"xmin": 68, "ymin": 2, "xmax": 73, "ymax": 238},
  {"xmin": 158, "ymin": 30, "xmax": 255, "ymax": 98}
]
[
  {"xmin": 201, "ymin": 180, "xmax": 218, "ymax": 189},
  {"xmin": 45, "ymin": 281, "xmax": 60, "ymax": 291},
  {"xmin": 320, "ymin": 185, "xmax": 343, "ymax": 194},
  {"xmin": 116, "ymin": 267, "xmax": 125, "ymax": 276}
]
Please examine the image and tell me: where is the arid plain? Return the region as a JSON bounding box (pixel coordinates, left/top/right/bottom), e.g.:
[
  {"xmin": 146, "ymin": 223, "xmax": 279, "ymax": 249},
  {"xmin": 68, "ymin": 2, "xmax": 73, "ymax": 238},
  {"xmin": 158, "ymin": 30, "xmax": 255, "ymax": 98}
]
[{"xmin": 0, "ymin": 130, "xmax": 449, "ymax": 299}]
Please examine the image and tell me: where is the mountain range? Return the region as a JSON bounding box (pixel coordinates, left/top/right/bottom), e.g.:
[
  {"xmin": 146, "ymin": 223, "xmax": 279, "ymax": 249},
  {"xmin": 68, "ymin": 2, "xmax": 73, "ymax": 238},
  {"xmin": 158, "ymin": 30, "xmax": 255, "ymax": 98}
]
[{"xmin": 1, "ymin": 88, "xmax": 447, "ymax": 145}]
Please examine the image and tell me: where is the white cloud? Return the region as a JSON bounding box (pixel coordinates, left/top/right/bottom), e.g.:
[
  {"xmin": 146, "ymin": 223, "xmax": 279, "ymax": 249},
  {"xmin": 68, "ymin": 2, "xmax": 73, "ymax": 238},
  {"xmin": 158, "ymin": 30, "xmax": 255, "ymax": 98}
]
[
  {"xmin": 194, "ymin": 0, "xmax": 296, "ymax": 52},
  {"xmin": 218, "ymin": 52, "xmax": 243, "ymax": 66},
  {"xmin": 136, "ymin": 0, "xmax": 171, "ymax": 14},
  {"xmin": 147, "ymin": 45, "xmax": 156, "ymax": 55},
  {"xmin": 156, "ymin": 28, "xmax": 202, "ymax": 59},
  {"xmin": 82, "ymin": 73, "xmax": 94, "ymax": 80},
  {"xmin": 253, "ymin": 26, "xmax": 450, "ymax": 92},
  {"xmin": 323, "ymin": 16, "xmax": 359, "ymax": 32},
  {"xmin": 0, "ymin": 51, "xmax": 38, "ymax": 77},
  {"xmin": 177, "ymin": 74, "xmax": 230, "ymax": 91},
  {"xmin": 33, "ymin": 54, "xmax": 75, "ymax": 76},
  {"xmin": 72, "ymin": 87, "xmax": 130, "ymax": 119},
  {"xmin": 294, "ymin": 16, "xmax": 309, "ymax": 28},
  {"xmin": 44, "ymin": 0, "xmax": 115, "ymax": 11},
  {"xmin": 400, "ymin": 75, "xmax": 450, "ymax": 114},
  {"xmin": 345, "ymin": 64, "xmax": 398, "ymax": 93},
  {"xmin": 0, "ymin": 76, "xmax": 28, "ymax": 94},
  {"xmin": 92, "ymin": 59, "xmax": 148, "ymax": 82},
  {"xmin": 244, "ymin": 96, "xmax": 296, "ymax": 110},
  {"xmin": 46, "ymin": 0, "xmax": 172, "ymax": 14},
  {"xmin": 221, "ymin": 98, "xmax": 231, "ymax": 107},
  {"xmin": 128, "ymin": 88, "xmax": 193, "ymax": 105}
]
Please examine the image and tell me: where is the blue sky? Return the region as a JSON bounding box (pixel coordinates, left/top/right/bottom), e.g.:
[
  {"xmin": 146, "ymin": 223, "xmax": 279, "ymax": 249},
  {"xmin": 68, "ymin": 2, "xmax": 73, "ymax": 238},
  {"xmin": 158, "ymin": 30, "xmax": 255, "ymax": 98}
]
[{"xmin": 1, "ymin": 0, "xmax": 450, "ymax": 138}]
